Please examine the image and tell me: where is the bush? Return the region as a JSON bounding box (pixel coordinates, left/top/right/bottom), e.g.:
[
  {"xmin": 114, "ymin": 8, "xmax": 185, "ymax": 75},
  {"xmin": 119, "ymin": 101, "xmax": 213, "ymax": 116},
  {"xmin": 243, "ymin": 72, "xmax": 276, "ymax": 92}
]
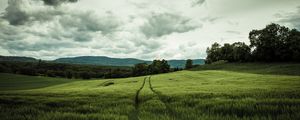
[{"xmin": 211, "ymin": 60, "xmax": 228, "ymax": 65}]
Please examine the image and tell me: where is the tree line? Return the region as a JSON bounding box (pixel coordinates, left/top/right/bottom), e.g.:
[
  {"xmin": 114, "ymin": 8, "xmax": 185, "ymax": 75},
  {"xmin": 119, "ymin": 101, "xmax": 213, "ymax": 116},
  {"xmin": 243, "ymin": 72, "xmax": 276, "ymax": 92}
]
[
  {"xmin": 0, "ymin": 59, "xmax": 183, "ymax": 79},
  {"xmin": 206, "ymin": 23, "xmax": 300, "ymax": 64},
  {"xmin": 0, "ymin": 60, "xmax": 132, "ymax": 79},
  {"xmin": 132, "ymin": 59, "xmax": 183, "ymax": 76}
]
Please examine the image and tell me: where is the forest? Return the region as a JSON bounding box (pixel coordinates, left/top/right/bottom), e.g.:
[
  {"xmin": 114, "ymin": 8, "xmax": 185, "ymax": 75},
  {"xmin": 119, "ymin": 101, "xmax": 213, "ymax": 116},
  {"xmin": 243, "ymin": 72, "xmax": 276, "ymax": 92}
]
[
  {"xmin": 0, "ymin": 59, "xmax": 180, "ymax": 79},
  {"xmin": 206, "ymin": 23, "xmax": 300, "ymax": 64}
]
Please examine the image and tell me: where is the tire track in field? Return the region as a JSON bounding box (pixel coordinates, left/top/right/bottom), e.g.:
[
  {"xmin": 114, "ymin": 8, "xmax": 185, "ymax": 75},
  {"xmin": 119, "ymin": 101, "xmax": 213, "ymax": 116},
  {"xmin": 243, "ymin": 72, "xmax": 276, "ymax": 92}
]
[
  {"xmin": 135, "ymin": 77, "xmax": 147, "ymax": 108},
  {"xmin": 129, "ymin": 76, "xmax": 147, "ymax": 120},
  {"xmin": 148, "ymin": 76, "xmax": 183, "ymax": 119}
]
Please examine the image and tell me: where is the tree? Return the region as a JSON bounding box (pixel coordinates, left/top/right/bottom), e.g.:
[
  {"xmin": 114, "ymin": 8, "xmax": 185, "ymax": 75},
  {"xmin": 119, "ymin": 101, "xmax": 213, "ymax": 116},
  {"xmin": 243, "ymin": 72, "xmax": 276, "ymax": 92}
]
[
  {"xmin": 148, "ymin": 60, "xmax": 170, "ymax": 74},
  {"xmin": 220, "ymin": 43, "xmax": 234, "ymax": 62},
  {"xmin": 160, "ymin": 59, "xmax": 170, "ymax": 73},
  {"xmin": 185, "ymin": 59, "xmax": 193, "ymax": 69},
  {"xmin": 249, "ymin": 23, "xmax": 291, "ymax": 62},
  {"xmin": 232, "ymin": 42, "xmax": 251, "ymax": 62},
  {"xmin": 79, "ymin": 71, "xmax": 91, "ymax": 79},
  {"xmin": 206, "ymin": 23, "xmax": 300, "ymax": 63},
  {"xmin": 206, "ymin": 42, "xmax": 222, "ymax": 64},
  {"xmin": 206, "ymin": 42, "xmax": 251, "ymax": 63},
  {"xmin": 132, "ymin": 63, "xmax": 148, "ymax": 76},
  {"xmin": 65, "ymin": 70, "xmax": 73, "ymax": 79},
  {"xmin": 286, "ymin": 29, "xmax": 300, "ymax": 61},
  {"xmin": 148, "ymin": 60, "xmax": 161, "ymax": 74}
]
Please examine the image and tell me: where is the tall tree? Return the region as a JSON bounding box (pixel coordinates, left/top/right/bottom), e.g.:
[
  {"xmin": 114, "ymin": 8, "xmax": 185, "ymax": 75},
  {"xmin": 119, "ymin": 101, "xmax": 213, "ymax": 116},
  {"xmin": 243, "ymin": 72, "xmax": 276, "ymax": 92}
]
[
  {"xmin": 232, "ymin": 42, "xmax": 251, "ymax": 62},
  {"xmin": 286, "ymin": 29, "xmax": 300, "ymax": 61},
  {"xmin": 249, "ymin": 23, "xmax": 290, "ymax": 62},
  {"xmin": 185, "ymin": 59, "xmax": 193, "ymax": 69},
  {"xmin": 132, "ymin": 63, "xmax": 148, "ymax": 76},
  {"xmin": 206, "ymin": 42, "xmax": 222, "ymax": 64},
  {"xmin": 160, "ymin": 59, "xmax": 170, "ymax": 73}
]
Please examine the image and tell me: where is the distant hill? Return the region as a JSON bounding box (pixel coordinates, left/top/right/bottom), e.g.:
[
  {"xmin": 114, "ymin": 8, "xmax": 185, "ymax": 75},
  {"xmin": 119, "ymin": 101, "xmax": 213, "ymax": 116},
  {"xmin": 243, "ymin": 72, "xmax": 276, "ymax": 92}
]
[
  {"xmin": 54, "ymin": 56, "xmax": 205, "ymax": 68},
  {"xmin": 54, "ymin": 56, "xmax": 148, "ymax": 67},
  {"xmin": 0, "ymin": 55, "xmax": 205, "ymax": 68},
  {"xmin": 0, "ymin": 56, "xmax": 37, "ymax": 62},
  {"xmin": 168, "ymin": 59, "xmax": 205, "ymax": 68}
]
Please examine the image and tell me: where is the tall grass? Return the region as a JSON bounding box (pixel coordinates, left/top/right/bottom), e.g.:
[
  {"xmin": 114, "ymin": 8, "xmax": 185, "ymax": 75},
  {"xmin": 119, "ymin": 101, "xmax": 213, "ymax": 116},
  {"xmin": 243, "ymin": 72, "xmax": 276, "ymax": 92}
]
[{"xmin": 1, "ymin": 63, "xmax": 300, "ymax": 120}]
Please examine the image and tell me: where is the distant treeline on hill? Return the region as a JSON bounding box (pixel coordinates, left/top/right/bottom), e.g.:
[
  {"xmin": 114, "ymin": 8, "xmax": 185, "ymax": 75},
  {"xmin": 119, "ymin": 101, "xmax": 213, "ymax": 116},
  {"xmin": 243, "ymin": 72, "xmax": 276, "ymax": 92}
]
[
  {"xmin": 0, "ymin": 56, "xmax": 205, "ymax": 68},
  {"xmin": 206, "ymin": 23, "xmax": 300, "ymax": 64},
  {"xmin": 0, "ymin": 61, "xmax": 132, "ymax": 79},
  {"xmin": 0, "ymin": 59, "xmax": 183, "ymax": 79}
]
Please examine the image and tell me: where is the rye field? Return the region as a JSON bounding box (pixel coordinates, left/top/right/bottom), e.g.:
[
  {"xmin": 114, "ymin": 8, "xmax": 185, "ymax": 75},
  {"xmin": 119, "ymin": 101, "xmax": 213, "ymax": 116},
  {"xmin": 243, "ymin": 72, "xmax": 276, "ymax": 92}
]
[{"xmin": 0, "ymin": 63, "xmax": 300, "ymax": 120}]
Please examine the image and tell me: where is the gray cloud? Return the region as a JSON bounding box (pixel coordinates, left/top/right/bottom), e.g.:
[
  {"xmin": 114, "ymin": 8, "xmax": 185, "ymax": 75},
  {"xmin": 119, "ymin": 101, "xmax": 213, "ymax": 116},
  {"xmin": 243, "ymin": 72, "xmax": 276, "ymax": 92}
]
[
  {"xmin": 140, "ymin": 13, "xmax": 201, "ymax": 38},
  {"xmin": 0, "ymin": 0, "xmax": 122, "ymax": 57},
  {"xmin": 2, "ymin": 0, "xmax": 296, "ymax": 60},
  {"xmin": 279, "ymin": 6, "xmax": 300, "ymax": 30},
  {"xmin": 42, "ymin": 0, "xmax": 78, "ymax": 6},
  {"xmin": 191, "ymin": 0, "xmax": 206, "ymax": 7},
  {"xmin": 1, "ymin": 0, "xmax": 121, "ymax": 42},
  {"xmin": 2, "ymin": 0, "xmax": 29, "ymax": 25},
  {"xmin": 59, "ymin": 11, "xmax": 120, "ymax": 36},
  {"xmin": 2, "ymin": 40, "xmax": 76, "ymax": 52},
  {"xmin": 1, "ymin": 0, "xmax": 65, "ymax": 25},
  {"xmin": 1, "ymin": 0, "xmax": 80, "ymax": 26}
]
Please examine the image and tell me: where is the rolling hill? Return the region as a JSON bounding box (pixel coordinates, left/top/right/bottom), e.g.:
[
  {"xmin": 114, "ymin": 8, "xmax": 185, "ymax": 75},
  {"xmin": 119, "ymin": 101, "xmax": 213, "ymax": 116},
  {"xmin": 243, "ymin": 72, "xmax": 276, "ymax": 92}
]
[
  {"xmin": 0, "ymin": 56, "xmax": 37, "ymax": 62},
  {"xmin": 0, "ymin": 63, "xmax": 299, "ymax": 119},
  {"xmin": 0, "ymin": 55, "xmax": 205, "ymax": 68},
  {"xmin": 54, "ymin": 56, "xmax": 205, "ymax": 68}
]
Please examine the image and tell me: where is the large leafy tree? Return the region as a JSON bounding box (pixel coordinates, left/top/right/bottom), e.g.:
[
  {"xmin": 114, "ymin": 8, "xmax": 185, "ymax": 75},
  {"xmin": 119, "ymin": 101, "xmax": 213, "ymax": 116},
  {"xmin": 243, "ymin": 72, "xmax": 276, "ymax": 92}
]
[
  {"xmin": 185, "ymin": 59, "xmax": 193, "ymax": 69},
  {"xmin": 286, "ymin": 29, "xmax": 300, "ymax": 61},
  {"xmin": 232, "ymin": 42, "xmax": 251, "ymax": 62},
  {"xmin": 206, "ymin": 42, "xmax": 250, "ymax": 63},
  {"xmin": 132, "ymin": 63, "xmax": 148, "ymax": 76},
  {"xmin": 249, "ymin": 23, "xmax": 291, "ymax": 62},
  {"xmin": 206, "ymin": 42, "xmax": 222, "ymax": 64},
  {"xmin": 206, "ymin": 23, "xmax": 300, "ymax": 63}
]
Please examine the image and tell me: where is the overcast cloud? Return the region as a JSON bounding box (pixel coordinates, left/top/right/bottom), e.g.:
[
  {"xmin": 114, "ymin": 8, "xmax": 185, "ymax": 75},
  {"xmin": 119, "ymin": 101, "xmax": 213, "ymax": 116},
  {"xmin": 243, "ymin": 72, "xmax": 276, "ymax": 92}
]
[{"xmin": 0, "ymin": 0, "xmax": 300, "ymax": 60}]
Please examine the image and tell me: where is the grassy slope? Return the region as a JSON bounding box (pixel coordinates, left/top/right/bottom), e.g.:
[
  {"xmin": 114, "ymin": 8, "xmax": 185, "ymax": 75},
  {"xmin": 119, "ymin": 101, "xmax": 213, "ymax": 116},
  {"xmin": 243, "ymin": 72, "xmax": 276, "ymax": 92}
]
[
  {"xmin": 0, "ymin": 73, "xmax": 76, "ymax": 90},
  {"xmin": 0, "ymin": 63, "xmax": 300, "ymax": 120}
]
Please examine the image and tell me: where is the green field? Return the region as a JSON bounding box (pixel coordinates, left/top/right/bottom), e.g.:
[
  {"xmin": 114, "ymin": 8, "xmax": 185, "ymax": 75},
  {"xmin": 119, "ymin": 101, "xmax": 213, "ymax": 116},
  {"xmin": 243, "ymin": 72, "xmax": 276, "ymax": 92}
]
[{"xmin": 1, "ymin": 63, "xmax": 300, "ymax": 120}]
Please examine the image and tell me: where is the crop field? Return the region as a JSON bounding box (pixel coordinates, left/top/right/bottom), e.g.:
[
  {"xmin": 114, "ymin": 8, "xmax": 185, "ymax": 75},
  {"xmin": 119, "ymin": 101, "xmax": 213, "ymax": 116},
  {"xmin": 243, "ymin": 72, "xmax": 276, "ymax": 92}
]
[{"xmin": 1, "ymin": 63, "xmax": 300, "ymax": 120}]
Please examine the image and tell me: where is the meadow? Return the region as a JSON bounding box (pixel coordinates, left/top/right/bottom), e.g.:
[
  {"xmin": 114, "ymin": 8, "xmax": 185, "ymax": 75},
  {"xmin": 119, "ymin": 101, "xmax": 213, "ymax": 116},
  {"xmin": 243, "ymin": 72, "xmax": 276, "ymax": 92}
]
[{"xmin": 0, "ymin": 63, "xmax": 300, "ymax": 120}]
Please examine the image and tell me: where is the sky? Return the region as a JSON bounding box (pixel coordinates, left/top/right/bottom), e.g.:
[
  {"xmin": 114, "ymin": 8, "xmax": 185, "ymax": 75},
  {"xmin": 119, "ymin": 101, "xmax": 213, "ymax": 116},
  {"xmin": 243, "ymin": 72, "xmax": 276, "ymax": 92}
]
[{"xmin": 0, "ymin": 0, "xmax": 300, "ymax": 60}]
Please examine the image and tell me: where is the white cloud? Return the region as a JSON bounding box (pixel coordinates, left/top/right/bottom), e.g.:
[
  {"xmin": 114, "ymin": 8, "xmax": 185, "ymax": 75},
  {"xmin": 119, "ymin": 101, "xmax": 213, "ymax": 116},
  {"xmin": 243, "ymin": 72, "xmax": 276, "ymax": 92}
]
[{"xmin": 0, "ymin": 0, "xmax": 300, "ymax": 60}]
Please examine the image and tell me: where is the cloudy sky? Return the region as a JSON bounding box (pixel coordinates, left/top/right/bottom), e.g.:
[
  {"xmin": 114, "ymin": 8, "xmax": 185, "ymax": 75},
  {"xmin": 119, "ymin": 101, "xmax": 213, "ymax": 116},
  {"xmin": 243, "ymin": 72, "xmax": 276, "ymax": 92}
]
[{"xmin": 0, "ymin": 0, "xmax": 300, "ymax": 60}]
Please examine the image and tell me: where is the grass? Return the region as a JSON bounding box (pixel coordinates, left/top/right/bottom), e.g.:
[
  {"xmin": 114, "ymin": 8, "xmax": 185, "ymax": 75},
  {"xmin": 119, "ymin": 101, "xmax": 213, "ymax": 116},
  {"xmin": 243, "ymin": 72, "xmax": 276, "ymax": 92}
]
[{"xmin": 1, "ymin": 63, "xmax": 300, "ymax": 120}]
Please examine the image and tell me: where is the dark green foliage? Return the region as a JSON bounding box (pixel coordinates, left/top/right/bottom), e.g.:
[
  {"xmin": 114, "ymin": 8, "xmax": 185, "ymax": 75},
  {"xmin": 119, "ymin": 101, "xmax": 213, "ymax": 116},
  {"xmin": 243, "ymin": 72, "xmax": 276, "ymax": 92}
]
[
  {"xmin": 79, "ymin": 72, "xmax": 91, "ymax": 79},
  {"xmin": 185, "ymin": 59, "xmax": 193, "ymax": 69},
  {"xmin": 132, "ymin": 63, "xmax": 149, "ymax": 76},
  {"xmin": 206, "ymin": 23, "xmax": 300, "ymax": 64},
  {"xmin": 148, "ymin": 60, "xmax": 170, "ymax": 74},
  {"xmin": 206, "ymin": 42, "xmax": 250, "ymax": 64},
  {"xmin": 109, "ymin": 69, "xmax": 132, "ymax": 78},
  {"xmin": 55, "ymin": 56, "xmax": 204, "ymax": 68},
  {"xmin": 132, "ymin": 60, "xmax": 172, "ymax": 76},
  {"xmin": 0, "ymin": 59, "xmax": 175, "ymax": 79},
  {"xmin": 0, "ymin": 61, "xmax": 131, "ymax": 79},
  {"xmin": 160, "ymin": 60, "xmax": 170, "ymax": 73},
  {"xmin": 249, "ymin": 23, "xmax": 300, "ymax": 62},
  {"xmin": 231, "ymin": 42, "xmax": 251, "ymax": 62},
  {"xmin": 18, "ymin": 67, "xmax": 37, "ymax": 76},
  {"xmin": 0, "ymin": 55, "xmax": 205, "ymax": 68},
  {"xmin": 65, "ymin": 70, "xmax": 73, "ymax": 79},
  {"xmin": 206, "ymin": 42, "xmax": 222, "ymax": 64}
]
